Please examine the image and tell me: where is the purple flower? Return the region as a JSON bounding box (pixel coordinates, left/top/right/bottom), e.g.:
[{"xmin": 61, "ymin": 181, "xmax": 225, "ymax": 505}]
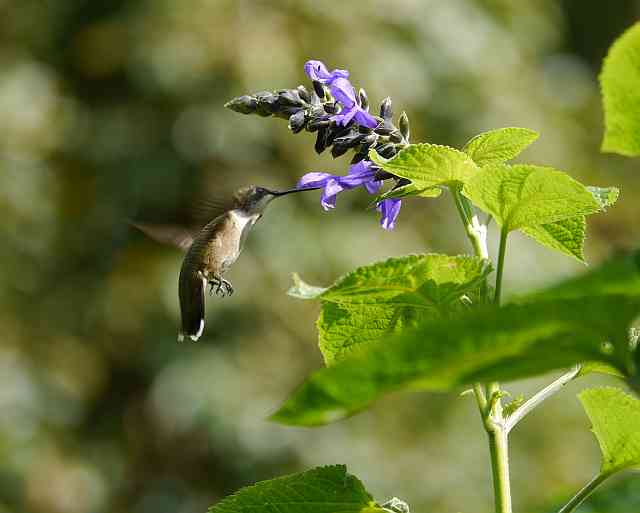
[
  {"xmin": 377, "ymin": 198, "xmax": 402, "ymax": 230},
  {"xmin": 297, "ymin": 160, "xmax": 382, "ymax": 210},
  {"xmin": 304, "ymin": 60, "xmax": 349, "ymax": 84},
  {"xmin": 304, "ymin": 60, "xmax": 378, "ymax": 129},
  {"xmin": 329, "ymin": 78, "xmax": 378, "ymax": 129}
]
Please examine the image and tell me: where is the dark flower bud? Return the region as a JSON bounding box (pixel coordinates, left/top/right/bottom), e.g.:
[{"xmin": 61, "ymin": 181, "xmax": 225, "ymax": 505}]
[
  {"xmin": 279, "ymin": 106, "xmax": 303, "ymax": 117},
  {"xmin": 358, "ymin": 88, "xmax": 369, "ymax": 110},
  {"xmin": 254, "ymin": 91, "xmax": 278, "ymax": 116},
  {"xmin": 315, "ymin": 127, "xmax": 329, "ymax": 154},
  {"xmin": 296, "ymin": 85, "xmax": 311, "ymax": 103},
  {"xmin": 276, "ymin": 89, "xmax": 302, "ymax": 107},
  {"xmin": 360, "ymin": 133, "xmax": 378, "ymax": 149},
  {"xmin": 306, "ymin": 117, "xmax": 331, "ymax": 132},
  {"xmin": 288, "ymin": 110, "xmax": 306, "ymax": 133},
  {"xmin": 224, "ymin": 95, "xmax": 258, "ymax": 115},
  {"xmin": 376, "ymin": 142, "xmax": 397, "ymax": 158},
  {"xmin": 374, "ymin": 121, "xmax": 394, "ymax": 136},
  {"xmin": 312, "ymin": 80, "xmax": 325, "ymax": 99},
  {"xmin": 331, "ymin": 142, "xmax": 351, "ymax": 158},
  {"xmin": 324, "ymin": 102, "xmax": 339, "ymax": 114},
  {"xmin": 325, "ymin": 124, "xmax": 349, "ymax": 147},
  {"xmin": 334, "ymin": 132, "xmax": 365, "ymax": 150},
  {"xmin": 308, "ymin": 91, "xmax": 322, "ymax": 106},
  {"xmin": 379, "ymin": 97, "xmax": 393, "ymax": 120},
  {"xmin": 399, "ymin": 111, "xmax": 410, "ymax": 141},
  {"xmin": 389, "ymin": 130, "xmax": 404, "ymax": 144}
]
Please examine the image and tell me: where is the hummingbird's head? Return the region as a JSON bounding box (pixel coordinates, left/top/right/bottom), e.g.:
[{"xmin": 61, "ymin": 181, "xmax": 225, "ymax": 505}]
[
  {"xmin": 233, "ymin": 185, "xmax": 278, "ymax": 215},
  {"xmin": 233, "ymin": 184, "xmax": 321, "ymax": 215}
]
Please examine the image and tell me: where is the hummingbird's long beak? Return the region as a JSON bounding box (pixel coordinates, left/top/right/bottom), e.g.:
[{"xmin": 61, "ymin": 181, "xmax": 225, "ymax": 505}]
[{"xmin": 269, "ymin": 186, "xmax": 323, "ymax": 197}]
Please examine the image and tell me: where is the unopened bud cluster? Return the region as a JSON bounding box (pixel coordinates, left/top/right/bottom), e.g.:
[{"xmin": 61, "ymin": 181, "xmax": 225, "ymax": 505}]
[{"xmin": 225, "ymin": 82, "xmax": 410, "ymax": 165}]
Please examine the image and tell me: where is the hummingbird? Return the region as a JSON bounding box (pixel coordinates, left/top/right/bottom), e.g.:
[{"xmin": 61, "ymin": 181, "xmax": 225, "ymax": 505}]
[{"xmin": 132, "ymin": 184, "xmax": 317, "ymax": 342}]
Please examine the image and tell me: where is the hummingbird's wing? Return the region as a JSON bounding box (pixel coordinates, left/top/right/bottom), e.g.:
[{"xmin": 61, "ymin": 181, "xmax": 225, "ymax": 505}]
[{"xmin": 130, "ymin": 222, "xmax": 196, "ymax": 252}]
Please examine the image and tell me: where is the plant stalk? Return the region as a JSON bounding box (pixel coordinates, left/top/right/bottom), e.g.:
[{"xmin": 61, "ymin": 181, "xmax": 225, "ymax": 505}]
[
  {"xmin": 494, "ymin": 227, "xmax": 508, "ymax": 304},
  {"xmin": 487, "ymin": 423, "xmax": 512, "ymax": 513},
  {"xmin": 557, "ymin": 473, "xmax": 609, "ymax": 513},
  {"xmin": 451, "ymin": 188, "xmax": 489, "ymax": 260},
  {"xmin": 451, "ymin": 189, "xmax": 511, "ymax": 513}
]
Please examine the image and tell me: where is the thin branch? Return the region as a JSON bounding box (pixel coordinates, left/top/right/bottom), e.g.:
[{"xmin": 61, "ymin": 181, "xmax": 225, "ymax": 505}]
[
  {"xmin": 557, "ymin": 473, "xmax": 610, "ymax": 513},
  {"xmin": 505, "ymin": 366, "xmax": 581, "ymax": 433}
]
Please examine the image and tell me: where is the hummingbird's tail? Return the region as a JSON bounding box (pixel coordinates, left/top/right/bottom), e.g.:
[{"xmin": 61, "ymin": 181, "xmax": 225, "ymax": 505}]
[{"xmin": 178, "ymin": 268, "xmax": 206, "ymax": 342}]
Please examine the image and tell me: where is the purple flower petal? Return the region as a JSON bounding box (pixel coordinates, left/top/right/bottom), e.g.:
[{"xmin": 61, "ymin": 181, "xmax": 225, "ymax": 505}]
[
  {"xmin": 377, "ymin": 199, "xmax": 402, "ymax": 230},
  {"xmin": 348, "ymin": 160, "xmax": 371, "ymax": 175},
  {"xmin": 331, "ymin": 106, "xmax": 358, "ymax": 127},
  {"xmin": 364, "ymin": 179, "xmax": 383, "ymax": 194},
  {"xmin": 321, "ymin": 178, "xmax": 345, "ymax": 210},
  {"xmin": 297, "ymin": 172, "xmax": 333, "ymax": 189},
  {"xmin": 353, "ymin": 109, "xmax": 379, "ymax": 129},
  {"xmin": 304, "ymin": 60, "xmax": 349, "ymax": 84},
  {"xmin": 330, "ymin": 77, "xmax": 357, "ymax": 107}
]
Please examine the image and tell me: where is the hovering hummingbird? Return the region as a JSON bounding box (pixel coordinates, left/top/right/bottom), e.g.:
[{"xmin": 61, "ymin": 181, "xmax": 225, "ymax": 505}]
[{"xmin": 132, "ymin": 185, "xmax": 316, "ymax": 342}]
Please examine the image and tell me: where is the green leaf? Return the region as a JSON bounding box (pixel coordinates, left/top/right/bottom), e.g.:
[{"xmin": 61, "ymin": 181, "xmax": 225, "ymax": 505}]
[
  {"xmin": 579, "ymin": 387, "xmax": 640, "ymax": 475},
  {"xmin": 373, "ymin": 182, "xmax": 443, "ymax": 204},
  {"xmin": 208, "ymin": 465, "xmax": 383, "ymax": 513},
  {"xmin": 588, "ymin": 186, "xmax": 620, "ymax": 210},
  {"xmin": 578, "ymin": 361, "xmax": 625, "ymax": 379},
  {"xmin": 288, "ymin": 273, "xmax": 327, "ymax": 299},
  {"xmin": 462, "ymin": 164, "xmax": 601, "ymax": 233},
  {"xmin": 273, "ymin": 251, "xmax": 640, "ymax": 426},
  {"xmin": 520, "ymin": 186, "xmax": 619, "ymax": 262},
  {"xmin": 313, "ymin": 254, "xmax": 491, "ymax": 365},
  {"xmin": 462, "ymin": 127, "xmax": 539, "ymax": 166},
  {"xmin": 526, "ymin": 250, "xmax": 640, "ymax": 301},
  {"xmin": 522, "ymin": 217, "xmax": 587, "ymax": 262},
  {"xmin": 600, "ymin": 22, "xmax": 640, "ymax": 156},
  {"xmin": 369, "ymin": 143, "xmax": 479, "ymax": 189}
]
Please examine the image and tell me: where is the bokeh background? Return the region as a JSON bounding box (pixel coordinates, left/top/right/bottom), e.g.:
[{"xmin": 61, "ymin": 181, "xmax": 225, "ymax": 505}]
[{"xmin": 1, "ymin": 1, "xmax": 640, "ymax": 512}]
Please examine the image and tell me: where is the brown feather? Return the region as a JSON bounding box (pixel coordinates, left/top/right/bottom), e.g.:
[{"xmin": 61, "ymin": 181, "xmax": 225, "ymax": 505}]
[{"xmin": 130, "ymin": 221, "xmax": 195, "ymax": 252}]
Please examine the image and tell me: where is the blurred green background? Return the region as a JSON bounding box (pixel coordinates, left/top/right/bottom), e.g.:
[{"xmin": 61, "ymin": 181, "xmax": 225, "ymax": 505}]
[{"xmin": 1, "ymin": 1, "xmax": 639, "ymax": 512}]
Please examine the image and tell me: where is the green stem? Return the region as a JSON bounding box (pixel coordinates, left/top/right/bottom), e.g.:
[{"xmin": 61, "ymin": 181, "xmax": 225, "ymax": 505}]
[
  {"xmin": 450, "ymin": 188, "xmax": 511, "ymax": 513},
  {"xmin": 485, "ymin": 381, "xmax": 512, "ymax": 513},
  {"xmin": 557, "ymin": 474, "xmax": 610, "ymax": 513},
  {"xmin": 451, "ymin": 188, "xmax": 489, "ymax": 260},
  {"xmin": 494, "ymin": 227, "xmax": 508, "ymax": 305},
  {"xmin": 487, "ymin": 424, "xmax": 512, "ymax": 513}
]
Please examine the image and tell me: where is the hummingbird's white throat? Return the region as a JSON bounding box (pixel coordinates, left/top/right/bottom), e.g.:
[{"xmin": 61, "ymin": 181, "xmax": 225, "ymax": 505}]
[{"xmin": 230, "ymin": 209, "xmax": 260, "ymax": 229}]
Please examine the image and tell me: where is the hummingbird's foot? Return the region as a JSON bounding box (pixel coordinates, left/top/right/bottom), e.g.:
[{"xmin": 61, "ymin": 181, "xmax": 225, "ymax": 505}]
[
  {"xmin": 223, "ymin": 279, "xmax": 234, "ymax": 296},
  {"xmin": 209, "ymin": 278, "xmax": 234, "ymax": 297},
  {"xmin": 208, "ymin": 277, "xmax": 219, "ymax": 297}
]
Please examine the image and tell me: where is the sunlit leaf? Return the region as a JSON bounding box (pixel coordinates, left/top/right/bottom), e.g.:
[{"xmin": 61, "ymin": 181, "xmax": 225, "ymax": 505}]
[
  {"xmin": 462, "ymin": 127, "xmax": 539, "ymax": 166},
  {"xmin": 462, "ymin": 164, "xmax": 600, "ymax": 232},
  {"xmin": 600, "ymin": 22, "xmax": 640, "ymax": 156},
  {"xmin": 520, "ymin": 186, "xmax": 618, "ymax": 262},
  {"xmin": 296, "ymin": 254, "xmax": 491, "ymax": 365},
  {"xmin": 580, "ymin": 387, "xmax": 640, "ymax": 475},
  {"xmin": 522, "ymin": 217, "xmax": 587, "ymax": 262},
  {"xmin": 369, "ymin": 144, "xmax": 479, "ymax": 189},
  {"xmin": 208, "ymin": 465, "xmax": 384, "ymax": 513}
]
